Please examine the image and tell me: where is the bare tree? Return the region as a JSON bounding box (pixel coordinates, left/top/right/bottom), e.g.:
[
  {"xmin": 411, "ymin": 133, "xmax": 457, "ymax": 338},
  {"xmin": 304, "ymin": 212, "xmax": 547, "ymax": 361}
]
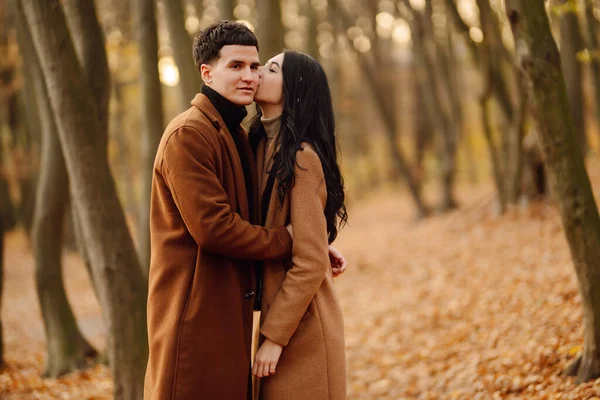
[
  {"xmin": 18, "ymin": 1, "xmax": 148, "ymax": 399},
  {"xmin": 10, "ymin": 0, "xmax": 98, "ymax": 377},
  {"xmin": 0, "ymin": 113, "xmax": 8, "ymax": 370},
  {"xmin": 163, "ymin": 0, "xmax": 202, "ymax": 111},
  {"xmin": 136, "ymin": 0, "xmax": 165, "ymax": 275},
  {"xmin": 553, "ymin": 0, "xmax": 588, "ymax": 152},
  {"xmin": 506, "ymin": 0, "xmax": 600, "ymax": 383}
]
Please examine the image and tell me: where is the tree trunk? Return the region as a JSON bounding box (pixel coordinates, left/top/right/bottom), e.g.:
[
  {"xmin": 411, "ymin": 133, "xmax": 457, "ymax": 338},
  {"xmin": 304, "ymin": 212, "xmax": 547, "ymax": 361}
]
[
  {"xmin": 0, "ymin": 122, "xmax": 6, "ymax": 370},
  {"xmin": 18, "ymin": 1, "xmax": 149, "ymax": 399},
  {"xmin": 413, "ymin": 64, "xmax": 431, "ymax": 192},
  {"xmin": 63, "ymin": 0, "xmax": 111, "ymax": 281},
  {"xmin": 10, "ymin": 0, "xmax": 98, "ymax": 377},
  {"xmin": 63, "ymin": 0, "xmax": 110, "ymax": 153},
  {"xmin": 163, "ymin": 0, "xmax": 202, "ymax": 111},
  {"xmin": 505, "ymin": 74, "xmax": 528, "ymax": 205},
  {"xmin": 506, "ymin": 0, "xmax": 600, "ymax": 383},
  {"xmin": 583, "ymin": 0, "xmax": 600, "ymax": 135},
  {"xmin": 136, "ymin": 0, "xmax": 165, "ymax": 276},
  {"xmin": 481, "ymin": 91, "xmax": 506, "ymax": 212},
  {"xmin": 257, "ymin": 0, "xmax": 285, "ymax": 62},
  {"xmin": 426, "ymin": 0, "xmax": 461, "ymax": 210},
  {"xmin": 219, "ymin": 0, "xmax": 235, "ymax": 20},
  {"xmin": 410, "ymin": 2, "xmax": 458, "ymax": 211},
  {"xmin": 32, "ymin": 97, "xmax": 98, "ymax": 377},
  {"xmin": 554, "ymin": 0, "xmax": 588, "ymax": 153},
  {"xmin": 305, "ymin": 0, "xmax": 319, "ymax": 59}
]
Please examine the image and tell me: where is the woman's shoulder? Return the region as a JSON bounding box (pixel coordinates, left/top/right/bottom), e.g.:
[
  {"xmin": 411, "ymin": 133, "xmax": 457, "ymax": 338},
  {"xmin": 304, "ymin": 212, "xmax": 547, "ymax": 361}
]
[
  {"xmin": 295, "ymin": 142, "xmax": 324, "ymax": 180},
  {"xmin": 296, "ymin": 142, "xmax": 321, "ymax": 165}
]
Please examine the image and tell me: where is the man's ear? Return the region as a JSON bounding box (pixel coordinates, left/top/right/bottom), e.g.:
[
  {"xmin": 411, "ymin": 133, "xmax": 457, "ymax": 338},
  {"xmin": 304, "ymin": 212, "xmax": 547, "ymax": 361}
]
[{"xmin": 201, "ymin": 63, "xmax": 212, "ymax": 84}]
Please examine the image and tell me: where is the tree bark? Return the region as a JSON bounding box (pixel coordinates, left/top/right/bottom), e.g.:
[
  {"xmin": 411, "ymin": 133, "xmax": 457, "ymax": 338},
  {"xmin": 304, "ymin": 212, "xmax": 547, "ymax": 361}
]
[
  {"xmin": 136, "ymin": 0, "xmax": 165, "ymax": 276},
  {"xmin": 257, "ymin": 0, "xmax": 285, "ymax": 62},
  {"xmin": 63, "ymin": 0, "xmax": 111, "ymax": 278},
  {"xmin": 554, "ymin": 0, "xmax": 588, "ymax": 153},
  {"xmin": 10, "ymin": 0, "xmax": 98, "ymax": 377},
  {"xmin": 18, "ymin": 1, "xmax": 148, "ymax": 399},
  {"xmin": 63, "ymin": 0, "xmax": 111, "ymax": 153},
  {"xmin": 583, "ymin": 0, "xmax": 600, "ymax": 135},
  {"xmin": 506, "ymin": 0, "xmax": 600, "ymax": 383},
  {"xmin": 0, "ymin": 120, "xmax": 5, "ymax": 371},
  {"xmin": 505, "ymin": 73, "xmax": 528, "ymax": 205},
  {"xmin": 163, "ymin": 0, "xmax": 202, "ymax": 111}
]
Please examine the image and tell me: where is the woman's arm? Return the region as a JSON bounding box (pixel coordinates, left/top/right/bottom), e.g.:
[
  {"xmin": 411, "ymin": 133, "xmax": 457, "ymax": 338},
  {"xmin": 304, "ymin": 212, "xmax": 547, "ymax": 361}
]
[{"xmin": 260, "ymin": 145, "xmax": 330, "ymax": 346}]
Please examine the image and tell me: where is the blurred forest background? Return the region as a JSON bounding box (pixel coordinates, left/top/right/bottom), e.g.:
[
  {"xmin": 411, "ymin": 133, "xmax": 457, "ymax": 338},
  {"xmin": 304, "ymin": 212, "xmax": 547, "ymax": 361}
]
[{"xmin": 3, "ymin": 0, "xmax": 600, "ymax": 398}]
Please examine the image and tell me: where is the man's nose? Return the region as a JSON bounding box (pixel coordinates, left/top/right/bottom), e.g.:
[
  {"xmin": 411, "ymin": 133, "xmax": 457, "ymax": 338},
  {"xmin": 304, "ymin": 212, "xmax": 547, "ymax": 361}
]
[{"xmin": 241, "ymin": 67, "xmax": 256, "ymax": 82}]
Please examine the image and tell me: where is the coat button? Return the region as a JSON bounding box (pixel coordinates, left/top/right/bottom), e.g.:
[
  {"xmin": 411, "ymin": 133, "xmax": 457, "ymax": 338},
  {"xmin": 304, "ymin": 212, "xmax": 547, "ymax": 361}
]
[{"xmin": 244, "ymin": 290, "xmax": 255, "ymax": 299}]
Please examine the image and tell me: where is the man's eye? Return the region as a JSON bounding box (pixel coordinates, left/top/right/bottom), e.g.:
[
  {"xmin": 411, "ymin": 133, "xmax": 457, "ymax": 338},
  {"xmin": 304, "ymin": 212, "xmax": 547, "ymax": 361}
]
[{"xmin": 232, "ymin": 65, "xmax": 240, "ymax": 69}]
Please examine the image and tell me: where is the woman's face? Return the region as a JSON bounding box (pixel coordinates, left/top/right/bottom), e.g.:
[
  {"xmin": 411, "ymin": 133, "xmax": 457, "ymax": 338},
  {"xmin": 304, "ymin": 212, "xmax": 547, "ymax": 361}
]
[{"xmin": 255, "ymin": 53, "xmax": 284, "ymax": 107}]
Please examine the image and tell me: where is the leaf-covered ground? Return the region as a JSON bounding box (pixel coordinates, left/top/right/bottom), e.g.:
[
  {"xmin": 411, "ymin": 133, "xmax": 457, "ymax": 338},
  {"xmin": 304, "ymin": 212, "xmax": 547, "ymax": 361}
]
[{"xmin": 2, "ymin": 176, "xmax": 600, "ymax": 399}]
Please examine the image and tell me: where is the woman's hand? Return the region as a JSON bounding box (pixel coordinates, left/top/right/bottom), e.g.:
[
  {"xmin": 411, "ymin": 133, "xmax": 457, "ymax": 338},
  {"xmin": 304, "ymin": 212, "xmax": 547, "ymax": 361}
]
[
  {"xmin": 328, "ymin": 245, "xmax": 347, "ymax": 277},
  {"xmin": 252, "ymin": 338, "xmax": 283, "ymax": 378}
]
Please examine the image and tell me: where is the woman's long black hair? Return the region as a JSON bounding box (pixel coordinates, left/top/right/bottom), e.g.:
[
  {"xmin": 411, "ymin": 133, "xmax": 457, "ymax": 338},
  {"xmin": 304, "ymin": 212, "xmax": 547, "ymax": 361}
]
[{"xmin": 249, "ymin": 50, "xmax": 347, "ymax": 243}]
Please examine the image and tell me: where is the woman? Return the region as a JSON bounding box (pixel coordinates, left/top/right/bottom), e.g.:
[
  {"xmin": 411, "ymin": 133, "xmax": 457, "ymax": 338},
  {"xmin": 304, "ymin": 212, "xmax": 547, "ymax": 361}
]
[{"xmin": 250, "ymin": 50, "xmax": 348, "ymax": 400}]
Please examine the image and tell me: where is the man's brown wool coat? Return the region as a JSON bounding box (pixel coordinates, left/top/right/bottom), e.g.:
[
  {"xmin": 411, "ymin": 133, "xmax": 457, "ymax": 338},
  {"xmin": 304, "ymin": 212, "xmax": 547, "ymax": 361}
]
[{"xmin": 144, "ymin": 94, "xmax": 292, "ymax": 400}]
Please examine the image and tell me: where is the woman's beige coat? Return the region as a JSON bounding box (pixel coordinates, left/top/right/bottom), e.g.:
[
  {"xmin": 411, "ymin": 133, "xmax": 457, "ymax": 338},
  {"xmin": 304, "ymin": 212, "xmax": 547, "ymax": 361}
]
[{"xmin": 255, "ymin": 137, "xmax": 346, "ymax": 400}]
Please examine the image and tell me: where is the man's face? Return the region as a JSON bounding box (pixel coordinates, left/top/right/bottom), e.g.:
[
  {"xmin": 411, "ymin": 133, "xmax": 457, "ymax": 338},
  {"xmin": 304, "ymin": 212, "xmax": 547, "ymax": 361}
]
[{"xmin": 201, "ymin": 45, "xmax": 260, "ymax": 106}]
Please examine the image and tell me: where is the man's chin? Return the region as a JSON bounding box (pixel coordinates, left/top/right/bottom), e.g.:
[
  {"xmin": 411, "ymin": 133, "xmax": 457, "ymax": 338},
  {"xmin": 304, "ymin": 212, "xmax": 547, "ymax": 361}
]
[{"xmin": 231, "ymin": 94, "xmax": 255, "ymax": 107}]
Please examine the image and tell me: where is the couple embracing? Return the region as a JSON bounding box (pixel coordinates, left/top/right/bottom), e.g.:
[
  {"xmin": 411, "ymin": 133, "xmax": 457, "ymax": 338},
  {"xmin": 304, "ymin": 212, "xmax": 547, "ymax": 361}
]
[{"xmin": 144, "ymin": 20, "xmax": 348, "ymax": 400}]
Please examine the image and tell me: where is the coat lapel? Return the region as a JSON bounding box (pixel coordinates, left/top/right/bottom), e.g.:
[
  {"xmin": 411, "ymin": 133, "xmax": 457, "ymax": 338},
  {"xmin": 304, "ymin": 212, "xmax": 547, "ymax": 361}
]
[{"xmin": 191, "ymin": 94, "xmax": 252, "ymax": 221}]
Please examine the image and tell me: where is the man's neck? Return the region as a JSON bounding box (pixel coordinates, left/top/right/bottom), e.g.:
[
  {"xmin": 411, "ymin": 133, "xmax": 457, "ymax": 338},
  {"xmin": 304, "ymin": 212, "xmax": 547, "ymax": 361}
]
[{"xmin": 201, "ymin": 85, "xmax": 247, "ymax": 133}]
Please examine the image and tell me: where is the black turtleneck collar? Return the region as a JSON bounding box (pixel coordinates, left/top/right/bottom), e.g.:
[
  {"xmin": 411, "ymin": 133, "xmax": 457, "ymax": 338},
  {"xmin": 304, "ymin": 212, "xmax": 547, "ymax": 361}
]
[{"xmin": 201, "ymin": 85, "xmax": 247, "ymax": 135}]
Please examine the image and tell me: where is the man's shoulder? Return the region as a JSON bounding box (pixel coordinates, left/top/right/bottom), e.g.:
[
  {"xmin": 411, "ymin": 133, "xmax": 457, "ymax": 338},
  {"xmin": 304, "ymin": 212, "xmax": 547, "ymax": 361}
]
[
  {"xmin": 154, "ymin": 105, "xmax": 222, "ymax": 168},
  {"xmin": 164, "ymin": 105, "xmax": 216, "ymax": 137},
  {"xmin": 161, "ymin": 105, "xmax": 223, "ymax": 147}
]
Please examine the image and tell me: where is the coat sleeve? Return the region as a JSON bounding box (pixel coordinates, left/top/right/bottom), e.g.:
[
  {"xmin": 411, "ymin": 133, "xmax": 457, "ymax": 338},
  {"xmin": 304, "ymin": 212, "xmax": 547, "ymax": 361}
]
[
  {"xmin": 161, "ymin": 126, "xmax": 292, "ymax": 261},
  {"xmin": 260, "ymin": 147, "xmax": 330, "ymax": 346}
]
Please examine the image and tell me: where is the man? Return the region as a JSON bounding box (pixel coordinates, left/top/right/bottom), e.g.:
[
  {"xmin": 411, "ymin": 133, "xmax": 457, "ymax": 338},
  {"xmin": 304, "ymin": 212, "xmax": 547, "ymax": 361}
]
[{"xmin": 144, "ymin": 21, "xmax": 345, "ymax": 400}]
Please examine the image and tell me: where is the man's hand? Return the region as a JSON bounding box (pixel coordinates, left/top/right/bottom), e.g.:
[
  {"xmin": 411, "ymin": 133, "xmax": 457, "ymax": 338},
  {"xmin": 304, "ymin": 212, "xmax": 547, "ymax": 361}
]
[
  {"xmin": 252, "ymin": 338, "xmax": 283, "ymax": 378},
  {"xmin": 328, "ymin": 245, "xmax": 347, "ymax": 277}
]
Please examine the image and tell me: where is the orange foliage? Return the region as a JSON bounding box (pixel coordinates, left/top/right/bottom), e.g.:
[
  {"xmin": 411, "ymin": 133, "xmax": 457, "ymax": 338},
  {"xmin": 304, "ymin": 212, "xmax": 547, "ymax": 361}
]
[{"xmin": 4, "ymin": 164, "xmax": 600, "ymax": 398}]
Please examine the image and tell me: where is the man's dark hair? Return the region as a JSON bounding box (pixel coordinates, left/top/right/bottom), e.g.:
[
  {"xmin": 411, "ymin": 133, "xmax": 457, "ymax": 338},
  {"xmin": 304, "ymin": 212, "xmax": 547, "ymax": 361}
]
[{"xmin": 193, "ymin": 21, "xmax": 259, "ymax": 72}]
